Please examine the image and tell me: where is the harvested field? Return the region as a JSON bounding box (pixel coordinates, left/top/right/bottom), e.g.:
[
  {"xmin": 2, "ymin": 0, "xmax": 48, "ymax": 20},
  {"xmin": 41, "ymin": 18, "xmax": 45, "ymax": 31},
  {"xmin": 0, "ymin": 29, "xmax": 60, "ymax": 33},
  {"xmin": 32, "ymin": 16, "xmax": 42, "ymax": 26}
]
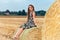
[{"xmin": 0, "ymin": 16, "xmax": 44, "ymax": 40}]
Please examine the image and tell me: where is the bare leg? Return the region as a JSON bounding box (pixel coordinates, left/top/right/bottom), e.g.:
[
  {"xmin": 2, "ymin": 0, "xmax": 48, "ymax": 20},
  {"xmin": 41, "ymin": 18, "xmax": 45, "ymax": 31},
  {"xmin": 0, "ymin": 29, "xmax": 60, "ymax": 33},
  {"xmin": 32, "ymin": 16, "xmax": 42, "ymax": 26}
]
[{"xmin": 13, "ymin": 28, "xmax": 24, "ymax": 40}]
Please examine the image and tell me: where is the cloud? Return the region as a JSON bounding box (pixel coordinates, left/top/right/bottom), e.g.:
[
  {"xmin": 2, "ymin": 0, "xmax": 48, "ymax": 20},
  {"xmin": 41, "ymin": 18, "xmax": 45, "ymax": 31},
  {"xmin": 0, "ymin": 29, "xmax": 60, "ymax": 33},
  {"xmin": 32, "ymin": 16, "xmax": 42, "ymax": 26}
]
[{"xmin": 0, "ymin": 0, "xmax": 55, "ymax": 11}]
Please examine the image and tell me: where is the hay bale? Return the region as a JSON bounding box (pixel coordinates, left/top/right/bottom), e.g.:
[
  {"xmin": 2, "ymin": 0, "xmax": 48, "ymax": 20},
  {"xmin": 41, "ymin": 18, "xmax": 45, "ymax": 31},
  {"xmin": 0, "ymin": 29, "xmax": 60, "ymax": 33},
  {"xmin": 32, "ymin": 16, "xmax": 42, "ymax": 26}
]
[
  {"xmin": 44, "ymin": 0, "xmax": 60, "ymax": 40},
  {"xmin": 19, "ymin": 27, "xmax": 42, "ymax": 40}
]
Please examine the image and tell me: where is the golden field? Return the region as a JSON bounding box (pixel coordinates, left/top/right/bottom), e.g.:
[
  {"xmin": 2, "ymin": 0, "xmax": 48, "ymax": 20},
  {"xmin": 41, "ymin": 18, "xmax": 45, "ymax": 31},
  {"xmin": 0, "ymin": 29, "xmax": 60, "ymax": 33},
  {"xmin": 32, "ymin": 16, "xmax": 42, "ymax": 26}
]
[
  {"xmin": 0, "ymin": 16, "xmax": 44, "ymax": 40},
  {"xmin": 0, "ymin": 0, "xmax": 60, "ymax": 40}
]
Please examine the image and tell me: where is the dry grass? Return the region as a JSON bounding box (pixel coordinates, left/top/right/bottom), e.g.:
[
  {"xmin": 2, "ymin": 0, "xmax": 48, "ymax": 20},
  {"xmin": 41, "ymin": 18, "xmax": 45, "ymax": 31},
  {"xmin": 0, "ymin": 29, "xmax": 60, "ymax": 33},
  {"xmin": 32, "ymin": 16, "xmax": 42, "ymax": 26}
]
[{"xmin": 0, "ymin": 16, "xmax": 44, "ymax": 40}]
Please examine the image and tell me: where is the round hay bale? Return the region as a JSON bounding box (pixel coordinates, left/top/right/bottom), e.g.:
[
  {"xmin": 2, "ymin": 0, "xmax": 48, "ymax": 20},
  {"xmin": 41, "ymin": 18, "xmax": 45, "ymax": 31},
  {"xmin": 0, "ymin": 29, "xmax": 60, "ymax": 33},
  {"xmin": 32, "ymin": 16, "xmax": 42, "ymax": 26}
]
[
  {"xmin": 44, "ymin": 0, "xmax": 60, "ymax": 40},
  {"xmin": 19, "ymin": 27, "xmax": 42, "ymax": 40}
]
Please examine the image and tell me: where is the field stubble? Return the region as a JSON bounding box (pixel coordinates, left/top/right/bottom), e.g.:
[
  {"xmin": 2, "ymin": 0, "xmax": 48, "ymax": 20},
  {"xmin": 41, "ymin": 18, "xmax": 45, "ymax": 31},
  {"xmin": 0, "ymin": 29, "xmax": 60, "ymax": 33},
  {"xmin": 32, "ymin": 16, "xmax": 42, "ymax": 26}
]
[{"xmin": 0, "ymin": 16, "xmax": 44, "ymax": 40}]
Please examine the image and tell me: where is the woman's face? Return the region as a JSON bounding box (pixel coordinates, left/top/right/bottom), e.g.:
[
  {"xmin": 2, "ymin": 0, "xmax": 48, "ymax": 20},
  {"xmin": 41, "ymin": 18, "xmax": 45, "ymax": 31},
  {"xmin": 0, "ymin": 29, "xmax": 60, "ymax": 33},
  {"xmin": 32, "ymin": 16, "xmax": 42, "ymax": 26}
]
[{"xmin": 29, "ymin": 6, "xmax": 33, "ymax": 11}]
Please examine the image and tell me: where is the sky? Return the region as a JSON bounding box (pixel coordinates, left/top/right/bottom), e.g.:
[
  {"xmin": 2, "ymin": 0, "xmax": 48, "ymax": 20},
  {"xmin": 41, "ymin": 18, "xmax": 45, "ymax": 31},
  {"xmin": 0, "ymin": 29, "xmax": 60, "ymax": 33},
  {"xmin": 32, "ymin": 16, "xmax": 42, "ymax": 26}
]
[{"xmin": 0, "ymin": 0, "xmax": 55, "ymax": 11}]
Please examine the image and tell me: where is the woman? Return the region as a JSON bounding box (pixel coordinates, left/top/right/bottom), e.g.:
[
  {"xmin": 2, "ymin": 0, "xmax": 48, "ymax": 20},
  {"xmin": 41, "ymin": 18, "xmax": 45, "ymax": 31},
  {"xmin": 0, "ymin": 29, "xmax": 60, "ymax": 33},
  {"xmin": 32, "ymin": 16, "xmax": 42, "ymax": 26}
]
[{"xmin": 13, "ymin": 4, "xmax": 37, "ymax": 40}]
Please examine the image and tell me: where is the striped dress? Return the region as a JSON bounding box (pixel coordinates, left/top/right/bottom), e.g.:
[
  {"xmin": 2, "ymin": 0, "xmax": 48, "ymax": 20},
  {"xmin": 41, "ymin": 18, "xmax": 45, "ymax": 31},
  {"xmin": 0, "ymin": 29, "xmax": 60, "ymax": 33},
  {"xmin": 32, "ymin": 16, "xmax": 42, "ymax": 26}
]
[{"xmin": 20, "ymin": 12, "xmax": 37, "ymax": 29}]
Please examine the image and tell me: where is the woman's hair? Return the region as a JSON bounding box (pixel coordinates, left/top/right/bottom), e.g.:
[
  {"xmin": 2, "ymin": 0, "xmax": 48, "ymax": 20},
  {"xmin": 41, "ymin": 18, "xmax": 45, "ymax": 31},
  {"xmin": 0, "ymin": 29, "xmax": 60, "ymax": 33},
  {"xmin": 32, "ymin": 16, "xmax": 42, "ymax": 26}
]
[
  {"xmin": 28, "ymin": 4, "xmax": 35, "ymax": 14},
  {"xmin": 27, "ymin": 4, "xmax": 35, "ymax": 18}
]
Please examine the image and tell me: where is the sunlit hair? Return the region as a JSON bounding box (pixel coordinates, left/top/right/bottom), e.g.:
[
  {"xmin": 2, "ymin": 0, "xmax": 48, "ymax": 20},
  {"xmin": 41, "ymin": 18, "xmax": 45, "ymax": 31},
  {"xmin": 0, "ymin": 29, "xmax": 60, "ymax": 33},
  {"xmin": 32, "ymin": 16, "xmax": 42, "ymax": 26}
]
[
  {"xmin": 28, "ymin": 4, "xmax": 35, "ymax": 14},
  {"xmin": 27, "ymin": 4, "xmax": 35, "ymax": 19}
]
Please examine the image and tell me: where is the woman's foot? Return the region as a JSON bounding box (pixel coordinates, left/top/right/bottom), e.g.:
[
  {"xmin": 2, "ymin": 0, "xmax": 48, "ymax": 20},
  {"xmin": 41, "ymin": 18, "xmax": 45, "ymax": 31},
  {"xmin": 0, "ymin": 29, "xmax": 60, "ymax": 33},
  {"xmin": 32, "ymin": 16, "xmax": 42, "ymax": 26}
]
[{"xmin": 12, "ymin": 36, "xmax": 19, "ymax": 40}]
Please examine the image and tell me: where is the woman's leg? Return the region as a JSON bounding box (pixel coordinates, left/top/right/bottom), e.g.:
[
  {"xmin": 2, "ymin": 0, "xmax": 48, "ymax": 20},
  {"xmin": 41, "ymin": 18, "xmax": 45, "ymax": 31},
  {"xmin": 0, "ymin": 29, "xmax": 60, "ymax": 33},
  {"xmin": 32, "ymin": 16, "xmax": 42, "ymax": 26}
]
[{"xmin": 13, "ymin": 28, "xmax": 24, "ymax": 40}]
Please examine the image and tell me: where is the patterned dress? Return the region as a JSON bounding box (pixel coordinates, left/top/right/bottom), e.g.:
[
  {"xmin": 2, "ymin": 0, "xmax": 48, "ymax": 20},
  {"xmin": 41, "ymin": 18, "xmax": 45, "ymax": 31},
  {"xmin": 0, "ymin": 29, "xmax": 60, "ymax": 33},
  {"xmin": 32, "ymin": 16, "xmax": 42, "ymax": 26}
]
[{"xmin": 20, "ymin": 12, "xmax": 37, "ymax": 29}]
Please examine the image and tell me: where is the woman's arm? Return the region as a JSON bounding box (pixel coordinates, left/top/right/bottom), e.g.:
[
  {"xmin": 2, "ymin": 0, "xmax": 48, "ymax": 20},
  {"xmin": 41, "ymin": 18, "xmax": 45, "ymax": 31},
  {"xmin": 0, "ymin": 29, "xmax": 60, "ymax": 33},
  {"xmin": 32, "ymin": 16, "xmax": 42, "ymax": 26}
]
[{"xmin": 33, "ymin": 11, "xmax": 36, "ymax": 23}]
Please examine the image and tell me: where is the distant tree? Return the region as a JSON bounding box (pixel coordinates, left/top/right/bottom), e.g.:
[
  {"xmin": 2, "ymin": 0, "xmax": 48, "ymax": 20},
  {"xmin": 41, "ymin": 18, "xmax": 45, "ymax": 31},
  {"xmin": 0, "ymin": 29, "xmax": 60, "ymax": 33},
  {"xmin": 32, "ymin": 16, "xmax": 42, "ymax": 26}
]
[
  {"xmin": 0, "ymin": 11, "xmax": 5, "ymax": 15},
  {"xmin": 0, "ymin": 10, "xmax": 46, "ymax": 16},
  {"xmin": 40, "ymin": 10, "xmax": 46, "ymax": 16},
  {"xmin": 18, "ymin": 11, "xmax": 22, "ymax": 15},
  {"xmin": 21, "ymin": 9, "xmax": 26, "ymax": 16},
  {"xmin": 4, "ymin": 10, "xmax": 10, "ymax": 15},
  {"xmin": 5, "ymin": 10, "xmax": 10, "ymax": 13},
  {"xmin": 36, "ymin": 10, "xmax": 46, "ymax": 16}
]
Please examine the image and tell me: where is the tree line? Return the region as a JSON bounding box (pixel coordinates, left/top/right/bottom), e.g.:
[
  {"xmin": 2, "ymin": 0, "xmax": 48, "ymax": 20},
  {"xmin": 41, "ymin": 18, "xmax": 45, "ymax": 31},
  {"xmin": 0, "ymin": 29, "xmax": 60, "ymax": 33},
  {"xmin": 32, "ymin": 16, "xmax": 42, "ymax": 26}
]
[{"xmin": 0, "ymin": 9, "xmax": 46, "ymax": 16}]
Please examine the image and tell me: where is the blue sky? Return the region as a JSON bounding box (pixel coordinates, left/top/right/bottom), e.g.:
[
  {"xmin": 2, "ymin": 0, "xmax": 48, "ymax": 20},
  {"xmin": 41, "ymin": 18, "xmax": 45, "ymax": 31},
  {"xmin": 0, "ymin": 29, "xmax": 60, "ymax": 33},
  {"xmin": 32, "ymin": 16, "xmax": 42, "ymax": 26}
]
[{"xmin": 0, "ymin": 0, "xmax": 55, "ymax": 11}]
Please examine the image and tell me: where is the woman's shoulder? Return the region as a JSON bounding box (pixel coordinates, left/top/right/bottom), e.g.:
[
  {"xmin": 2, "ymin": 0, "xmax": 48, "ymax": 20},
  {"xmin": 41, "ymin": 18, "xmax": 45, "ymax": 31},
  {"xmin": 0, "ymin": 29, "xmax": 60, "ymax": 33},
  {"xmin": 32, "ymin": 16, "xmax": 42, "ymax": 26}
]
[
  {"xmin": 33, "ymin": 11, "xmax": 35, "ymax": 13},
  {"xmin": 33, "ymin": 11, "xmax": 36, "ymax": 14}
]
